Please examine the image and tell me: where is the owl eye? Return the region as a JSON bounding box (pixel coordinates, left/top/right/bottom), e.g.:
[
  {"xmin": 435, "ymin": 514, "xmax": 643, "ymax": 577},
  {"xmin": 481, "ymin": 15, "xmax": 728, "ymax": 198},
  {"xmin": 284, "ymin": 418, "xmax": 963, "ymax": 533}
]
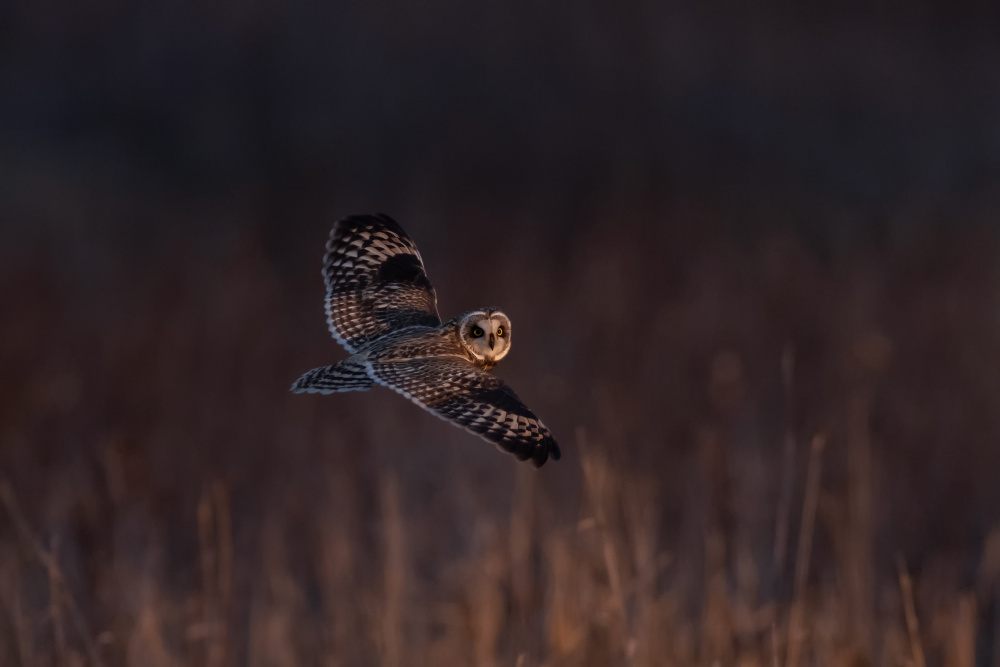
[
  {"xmin": 471, "ymin": 326, "xmax": 484, "ymax": 338},
  {"xmin": 496, "ymin": 326, "xmax": 504, "ymax": 337}
]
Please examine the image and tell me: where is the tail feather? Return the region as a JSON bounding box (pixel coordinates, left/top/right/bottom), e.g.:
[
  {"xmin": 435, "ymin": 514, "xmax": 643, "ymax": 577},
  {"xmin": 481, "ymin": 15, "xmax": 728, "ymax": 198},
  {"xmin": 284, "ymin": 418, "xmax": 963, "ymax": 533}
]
[{"xmin": 291, "ymin": 359, "xmax": 373, "ymax": 394}]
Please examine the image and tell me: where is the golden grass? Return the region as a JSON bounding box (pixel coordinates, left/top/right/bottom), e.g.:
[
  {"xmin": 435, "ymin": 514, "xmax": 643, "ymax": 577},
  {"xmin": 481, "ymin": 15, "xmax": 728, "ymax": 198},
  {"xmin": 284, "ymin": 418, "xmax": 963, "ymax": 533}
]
[{"xmin": 0, "ymin": 436, "xmax": 990, "ymax": 666}]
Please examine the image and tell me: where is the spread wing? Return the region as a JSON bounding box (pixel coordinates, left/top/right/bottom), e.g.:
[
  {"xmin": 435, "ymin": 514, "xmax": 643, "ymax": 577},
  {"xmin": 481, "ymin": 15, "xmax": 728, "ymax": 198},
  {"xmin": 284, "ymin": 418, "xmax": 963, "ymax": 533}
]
[
  {"xmin": 323, "ymin": 214, "xmax": 441, "ymax": 352},
  {"xmin": 368, "ymin": 357, "xmax": 561, "ymax": 467}
]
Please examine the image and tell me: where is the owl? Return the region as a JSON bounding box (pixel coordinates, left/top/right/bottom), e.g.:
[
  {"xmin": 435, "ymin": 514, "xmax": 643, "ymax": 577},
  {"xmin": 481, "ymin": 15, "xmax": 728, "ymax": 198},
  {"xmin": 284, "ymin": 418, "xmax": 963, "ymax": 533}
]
[{"xmin": 291, "ymin": 214, "xmax": 561, "ymax": 467}]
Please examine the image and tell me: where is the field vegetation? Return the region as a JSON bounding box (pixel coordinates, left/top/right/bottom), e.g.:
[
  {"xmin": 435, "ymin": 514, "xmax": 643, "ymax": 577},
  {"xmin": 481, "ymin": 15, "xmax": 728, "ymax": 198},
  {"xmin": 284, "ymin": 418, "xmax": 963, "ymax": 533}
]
[{"xmin": 2, "ymin": 212, "xmax": 999, "ymax": 666}]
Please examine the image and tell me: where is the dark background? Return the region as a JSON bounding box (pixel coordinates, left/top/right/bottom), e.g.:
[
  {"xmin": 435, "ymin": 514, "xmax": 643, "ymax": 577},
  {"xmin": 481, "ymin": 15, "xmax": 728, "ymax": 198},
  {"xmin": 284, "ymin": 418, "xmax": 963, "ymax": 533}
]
[{"xmin": 3, "ymin": 1, "xmax": 1000, "ymax": 665}]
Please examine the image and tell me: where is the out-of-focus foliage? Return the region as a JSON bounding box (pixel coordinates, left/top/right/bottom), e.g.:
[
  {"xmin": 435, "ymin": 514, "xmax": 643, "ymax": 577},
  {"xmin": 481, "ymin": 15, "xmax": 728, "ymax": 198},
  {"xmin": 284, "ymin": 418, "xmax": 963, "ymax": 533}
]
[{"xmin": 2, "ymin": 1, "xmax": 1000, "ymax": 665}]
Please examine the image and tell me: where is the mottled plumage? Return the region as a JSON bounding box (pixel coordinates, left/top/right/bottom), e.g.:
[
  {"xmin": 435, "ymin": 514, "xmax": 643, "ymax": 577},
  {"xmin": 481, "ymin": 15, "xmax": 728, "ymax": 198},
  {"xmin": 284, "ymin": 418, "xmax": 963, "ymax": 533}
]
[
  {"xmin": 292, "ymin": 214, "xmax": 561, "ymax": 467},
  {"xmin": 322, "ymin": 214, "xmax": 440, "ymax": 353}
]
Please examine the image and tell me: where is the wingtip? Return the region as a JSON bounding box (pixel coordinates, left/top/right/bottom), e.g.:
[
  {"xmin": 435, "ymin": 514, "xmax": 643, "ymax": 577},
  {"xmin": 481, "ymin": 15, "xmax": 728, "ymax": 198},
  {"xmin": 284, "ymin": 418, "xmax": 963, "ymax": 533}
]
[{"xmin": 531, "ymin": 437, "xmax": 562, "ymax": 468}]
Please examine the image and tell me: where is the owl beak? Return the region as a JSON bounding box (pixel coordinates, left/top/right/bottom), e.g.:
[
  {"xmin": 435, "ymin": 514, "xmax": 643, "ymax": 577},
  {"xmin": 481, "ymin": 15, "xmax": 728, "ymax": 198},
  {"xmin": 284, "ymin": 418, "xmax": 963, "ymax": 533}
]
[{"xmin": 488, "ymin": 333, "xmax": 495, "ymax": 350}]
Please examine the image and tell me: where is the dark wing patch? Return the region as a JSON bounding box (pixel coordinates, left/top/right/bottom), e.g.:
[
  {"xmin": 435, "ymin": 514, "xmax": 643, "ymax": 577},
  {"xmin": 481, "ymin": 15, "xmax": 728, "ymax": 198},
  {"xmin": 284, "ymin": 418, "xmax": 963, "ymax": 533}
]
[
  {"xmin": 377, "ymin": 253, "xmax": 434, "ymax": 288},
  {"xmin": 368, "ymin": 357, "xmax": 561, "ymax": 467},
  {"xmin": 323, "ymin": 214, "xmax": 441, "ymax": 352}
]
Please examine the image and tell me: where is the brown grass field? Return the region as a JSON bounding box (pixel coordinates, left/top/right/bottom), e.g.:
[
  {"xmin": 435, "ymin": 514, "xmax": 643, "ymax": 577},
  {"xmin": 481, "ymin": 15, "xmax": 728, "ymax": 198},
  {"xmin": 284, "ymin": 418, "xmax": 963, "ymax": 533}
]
[{"xmin": 3, "ymin": 206, "xmax": 1000, "ymax": 666}]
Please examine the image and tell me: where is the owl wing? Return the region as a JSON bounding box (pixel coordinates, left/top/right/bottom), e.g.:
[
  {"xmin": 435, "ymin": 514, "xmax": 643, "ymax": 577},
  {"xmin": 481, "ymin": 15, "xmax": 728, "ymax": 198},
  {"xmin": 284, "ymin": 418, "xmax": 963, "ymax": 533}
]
[
  {"xmin": 323, "ymin": 214, "xmax": 441, "ymax": 352},
  {"xmin": 368, "ymin": 357, "xmax": 561, "ymax": 467}
]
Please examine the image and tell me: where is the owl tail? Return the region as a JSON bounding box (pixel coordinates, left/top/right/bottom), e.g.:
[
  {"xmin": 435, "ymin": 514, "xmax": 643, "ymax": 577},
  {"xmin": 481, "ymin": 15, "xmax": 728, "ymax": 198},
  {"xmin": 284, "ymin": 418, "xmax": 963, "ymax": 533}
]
[{"xmin": 291, "ymin": 358, "xmax": 374, "ymax": 394}]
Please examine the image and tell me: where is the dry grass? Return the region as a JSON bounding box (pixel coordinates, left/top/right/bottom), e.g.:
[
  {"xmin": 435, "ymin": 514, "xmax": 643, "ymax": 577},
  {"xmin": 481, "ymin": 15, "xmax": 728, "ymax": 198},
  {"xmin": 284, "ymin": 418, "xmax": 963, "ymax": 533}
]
[{"xmin": 1, "ymin": 218, "xmax": 999, "ymax": 666}]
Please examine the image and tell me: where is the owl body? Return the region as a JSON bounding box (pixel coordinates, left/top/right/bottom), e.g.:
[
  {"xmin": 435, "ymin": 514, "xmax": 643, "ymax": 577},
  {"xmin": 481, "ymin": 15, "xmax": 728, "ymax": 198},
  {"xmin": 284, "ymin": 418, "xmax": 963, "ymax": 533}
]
[
  {"xmin": 292, "ymin": 214, "xmax": 559, "ymax": 467},
  {"xmin": 344, "ymin": 308, "xmax": 503, "ymax": 367}
]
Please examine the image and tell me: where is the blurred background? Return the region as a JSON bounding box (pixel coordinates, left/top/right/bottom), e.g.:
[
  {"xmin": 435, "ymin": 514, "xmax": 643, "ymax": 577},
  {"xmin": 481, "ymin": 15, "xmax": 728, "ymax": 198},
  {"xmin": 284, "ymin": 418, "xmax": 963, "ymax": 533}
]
[{"xmin": 3, "ymin": 0, "xmax": 1000, "ymax": 665}]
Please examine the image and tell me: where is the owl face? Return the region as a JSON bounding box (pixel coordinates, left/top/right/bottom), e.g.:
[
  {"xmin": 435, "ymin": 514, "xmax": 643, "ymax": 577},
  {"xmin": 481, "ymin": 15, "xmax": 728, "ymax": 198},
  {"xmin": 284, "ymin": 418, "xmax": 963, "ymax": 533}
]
[{"xmin": 457, "ymin": 309, "xmax": 511, "ymax": 365}]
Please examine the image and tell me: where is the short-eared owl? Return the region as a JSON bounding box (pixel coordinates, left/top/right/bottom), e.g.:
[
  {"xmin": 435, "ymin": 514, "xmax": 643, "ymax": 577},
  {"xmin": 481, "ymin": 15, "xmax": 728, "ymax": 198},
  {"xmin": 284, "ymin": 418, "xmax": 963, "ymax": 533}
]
[{"xmin": 291, "ymin": 214, "xmax": 561, "ymax": 467}]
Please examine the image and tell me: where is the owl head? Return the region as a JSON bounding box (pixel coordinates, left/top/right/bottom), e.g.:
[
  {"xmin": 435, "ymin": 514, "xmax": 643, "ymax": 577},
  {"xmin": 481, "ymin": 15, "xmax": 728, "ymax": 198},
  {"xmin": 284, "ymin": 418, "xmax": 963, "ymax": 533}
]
[{"xmin": 457, "ymin": 308, "xmax": 511, "ymax": 366}]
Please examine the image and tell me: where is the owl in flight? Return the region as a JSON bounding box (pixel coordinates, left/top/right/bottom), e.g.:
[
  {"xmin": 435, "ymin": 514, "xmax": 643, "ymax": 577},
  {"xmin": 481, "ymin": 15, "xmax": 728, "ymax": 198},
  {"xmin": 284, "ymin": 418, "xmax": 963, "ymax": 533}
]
[{"xmin": 291, "ymin": 214, "xmax": 561, "ymax": 467}]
